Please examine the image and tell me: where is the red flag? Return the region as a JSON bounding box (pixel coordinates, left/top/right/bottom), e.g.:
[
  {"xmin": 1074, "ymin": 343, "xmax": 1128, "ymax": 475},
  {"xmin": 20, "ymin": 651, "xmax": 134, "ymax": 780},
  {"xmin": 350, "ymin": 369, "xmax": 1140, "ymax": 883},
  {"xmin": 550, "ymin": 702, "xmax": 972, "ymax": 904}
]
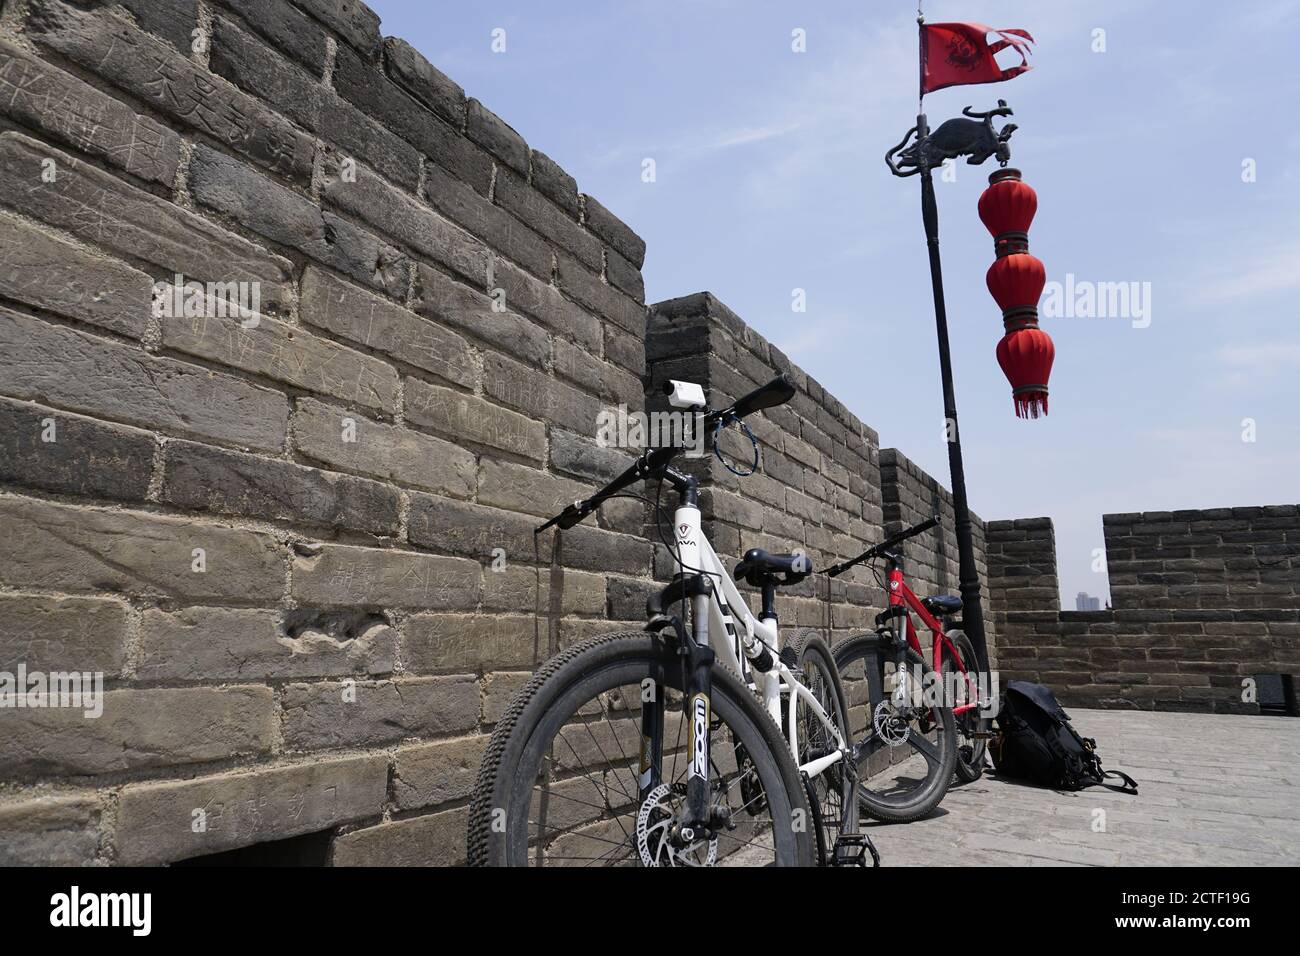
[{"xmin": 920, "ymin": 22, "xmax": 1034, "ymax": 96}]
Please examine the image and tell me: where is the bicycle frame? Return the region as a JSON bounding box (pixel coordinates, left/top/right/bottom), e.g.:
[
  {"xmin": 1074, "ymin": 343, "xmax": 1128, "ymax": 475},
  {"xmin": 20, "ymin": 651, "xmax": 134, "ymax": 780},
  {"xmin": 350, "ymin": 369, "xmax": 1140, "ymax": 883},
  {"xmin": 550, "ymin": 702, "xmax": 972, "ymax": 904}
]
[
  {"xmin": 884, "ymin": 557, "xmax": 981, "ymax": 718},
  {"xmin": 671, "ymin": 501, "xmax": 850, "ymax": 782}
]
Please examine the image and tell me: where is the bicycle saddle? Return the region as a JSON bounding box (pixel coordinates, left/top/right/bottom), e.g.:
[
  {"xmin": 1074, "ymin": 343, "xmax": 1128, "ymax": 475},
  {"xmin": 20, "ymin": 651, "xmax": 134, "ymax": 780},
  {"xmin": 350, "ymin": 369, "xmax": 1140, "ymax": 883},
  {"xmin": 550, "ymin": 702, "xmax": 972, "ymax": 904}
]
[
  {"xmin": 734, "ymin": 548, "xmax": 812, "ymax": 587},
  {"xmin": 921, "ymin": 594, "xmax": 963, "ymax": 616}
]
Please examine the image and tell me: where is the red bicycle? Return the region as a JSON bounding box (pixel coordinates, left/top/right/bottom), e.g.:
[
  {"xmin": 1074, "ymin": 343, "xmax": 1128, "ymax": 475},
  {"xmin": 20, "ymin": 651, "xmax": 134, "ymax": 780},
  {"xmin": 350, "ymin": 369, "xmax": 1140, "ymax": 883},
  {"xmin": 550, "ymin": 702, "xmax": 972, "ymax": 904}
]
[{"xmin": 826, "ymin": 515, "xmax": 991, "ymax": 823}]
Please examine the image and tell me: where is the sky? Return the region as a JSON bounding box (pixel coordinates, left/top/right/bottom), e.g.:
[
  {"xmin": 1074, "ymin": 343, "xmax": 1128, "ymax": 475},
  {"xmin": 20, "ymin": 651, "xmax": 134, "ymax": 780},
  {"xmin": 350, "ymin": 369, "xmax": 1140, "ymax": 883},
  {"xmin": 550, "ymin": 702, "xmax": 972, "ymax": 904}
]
[{"xmin": 368, "ymin": 0, "xmax": 1300, "ymax": 605}]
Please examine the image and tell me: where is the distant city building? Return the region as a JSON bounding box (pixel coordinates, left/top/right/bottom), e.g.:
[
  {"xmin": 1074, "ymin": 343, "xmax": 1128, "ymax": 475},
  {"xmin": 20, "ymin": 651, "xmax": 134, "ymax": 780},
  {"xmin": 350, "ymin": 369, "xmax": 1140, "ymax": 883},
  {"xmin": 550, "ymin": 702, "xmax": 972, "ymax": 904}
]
[{"xmin": 1076, "ymin": 592, "xmax": 1101, "ymax": 611}]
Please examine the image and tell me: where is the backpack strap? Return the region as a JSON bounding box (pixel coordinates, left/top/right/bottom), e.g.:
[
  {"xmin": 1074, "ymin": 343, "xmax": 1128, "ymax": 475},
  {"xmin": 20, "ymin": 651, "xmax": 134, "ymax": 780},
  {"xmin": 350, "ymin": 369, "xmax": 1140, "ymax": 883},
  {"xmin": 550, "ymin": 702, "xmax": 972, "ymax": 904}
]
[{"xmin": 1094, "ymin": 770, "xmax": 1139, "ymax": 794}]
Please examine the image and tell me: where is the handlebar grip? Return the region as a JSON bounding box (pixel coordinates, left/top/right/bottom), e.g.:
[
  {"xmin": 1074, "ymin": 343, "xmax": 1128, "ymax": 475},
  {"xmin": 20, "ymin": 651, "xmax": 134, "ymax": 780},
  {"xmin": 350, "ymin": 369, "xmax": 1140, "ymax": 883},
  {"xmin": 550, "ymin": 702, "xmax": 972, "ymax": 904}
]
[{"xmin": 730, "ymin": 373, "xmax": 796, "ymax": 419}]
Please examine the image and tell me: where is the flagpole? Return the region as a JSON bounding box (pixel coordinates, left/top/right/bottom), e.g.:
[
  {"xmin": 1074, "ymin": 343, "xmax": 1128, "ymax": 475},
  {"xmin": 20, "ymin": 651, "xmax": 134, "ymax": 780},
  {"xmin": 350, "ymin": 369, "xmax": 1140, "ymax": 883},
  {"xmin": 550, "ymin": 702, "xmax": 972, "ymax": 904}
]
[{"xmin": 913, "ymin": 102, "xmax": 992, "ymax": 676}]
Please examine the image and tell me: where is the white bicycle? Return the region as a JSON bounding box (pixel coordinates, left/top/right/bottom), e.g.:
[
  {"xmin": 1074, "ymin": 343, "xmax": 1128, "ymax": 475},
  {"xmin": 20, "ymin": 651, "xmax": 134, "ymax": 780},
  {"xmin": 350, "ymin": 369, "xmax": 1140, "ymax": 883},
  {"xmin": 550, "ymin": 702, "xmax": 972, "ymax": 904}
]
[{"xmin": 467, "ymin": 375, "xmax": 877, "ymax": 867}]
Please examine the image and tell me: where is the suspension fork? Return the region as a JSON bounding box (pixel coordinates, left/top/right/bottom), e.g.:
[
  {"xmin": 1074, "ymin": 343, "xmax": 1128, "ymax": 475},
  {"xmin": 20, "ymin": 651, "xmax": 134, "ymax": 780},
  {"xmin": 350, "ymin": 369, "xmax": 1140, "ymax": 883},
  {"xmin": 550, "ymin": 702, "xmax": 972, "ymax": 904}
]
[{"xmin": 683, "ymin": 574, "xmax": 715, "ymax": 832}]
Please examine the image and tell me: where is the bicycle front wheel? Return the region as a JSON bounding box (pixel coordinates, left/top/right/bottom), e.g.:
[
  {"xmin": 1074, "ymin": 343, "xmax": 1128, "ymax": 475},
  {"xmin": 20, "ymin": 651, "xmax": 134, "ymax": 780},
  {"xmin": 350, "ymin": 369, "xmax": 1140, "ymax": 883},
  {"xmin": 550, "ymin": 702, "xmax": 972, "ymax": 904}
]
[
  {"xmin": 833, "ymin": 634, "xmax": 957, "ymax": 824},
  {"xmin": 467, "ymin": 631, "xmax": 816, "ymax": 866}
]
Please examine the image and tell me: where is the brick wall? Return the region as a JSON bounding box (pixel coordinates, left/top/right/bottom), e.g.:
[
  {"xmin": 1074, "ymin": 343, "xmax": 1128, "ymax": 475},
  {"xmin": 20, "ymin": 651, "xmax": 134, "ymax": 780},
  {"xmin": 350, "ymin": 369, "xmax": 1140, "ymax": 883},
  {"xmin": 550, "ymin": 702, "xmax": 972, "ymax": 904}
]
[
  {"xmin": 989, "ymin": 508, "xmax": 1300, "ymax": 713},
  {"xmin": 0, "ymin": 0, "xmax": 650, "ymax": 865}
]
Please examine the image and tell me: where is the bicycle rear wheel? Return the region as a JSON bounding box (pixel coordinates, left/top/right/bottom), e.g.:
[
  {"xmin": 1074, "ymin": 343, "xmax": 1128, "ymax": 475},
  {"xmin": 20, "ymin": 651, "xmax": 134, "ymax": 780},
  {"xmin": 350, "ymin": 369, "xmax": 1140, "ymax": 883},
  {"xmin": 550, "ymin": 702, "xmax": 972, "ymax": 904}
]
[
  {"xmin": 943, "ymin": 630, "xmax": 989, "ymax": 783},
  {"xmin": 467, "ymin": 631, "xmax": 816, "ymax": 866},
  {"xmin": 833, "ymin": 634, "xmax": 956, "ymax": 824},
  {"xmin": 783, "ymin": 631, "xmax": 851, "ymax": 863}
]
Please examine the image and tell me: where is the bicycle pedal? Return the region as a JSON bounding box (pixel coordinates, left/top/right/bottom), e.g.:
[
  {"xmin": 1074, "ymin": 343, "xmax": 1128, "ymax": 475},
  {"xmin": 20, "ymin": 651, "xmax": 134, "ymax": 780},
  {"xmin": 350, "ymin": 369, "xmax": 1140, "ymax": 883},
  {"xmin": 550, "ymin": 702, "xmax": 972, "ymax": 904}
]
[{"xmin": 831, "ymin": 833, "xmax": 881, "ymax": 868}]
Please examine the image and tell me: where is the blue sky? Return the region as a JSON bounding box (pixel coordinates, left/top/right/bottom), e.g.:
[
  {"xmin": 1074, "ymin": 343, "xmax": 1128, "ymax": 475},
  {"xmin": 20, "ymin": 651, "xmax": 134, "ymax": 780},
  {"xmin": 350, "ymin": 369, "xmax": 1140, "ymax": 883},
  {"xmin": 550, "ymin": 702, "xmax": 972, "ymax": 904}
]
[{"xmin": 369, "ymin": 0, "xmax": 1300, "ymax": 604}]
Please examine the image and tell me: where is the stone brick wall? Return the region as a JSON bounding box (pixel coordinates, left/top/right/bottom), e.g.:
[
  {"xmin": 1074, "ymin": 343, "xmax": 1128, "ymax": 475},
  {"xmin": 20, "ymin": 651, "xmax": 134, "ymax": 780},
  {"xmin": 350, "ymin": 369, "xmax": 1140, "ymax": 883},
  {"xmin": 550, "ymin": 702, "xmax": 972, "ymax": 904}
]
[
  {"xmin": 989, "ymin": 508, "xmax": 1300, "ymax": 713},
  {"xmin": 0, "ymin": 0, "xmax": 650, "ymax": 865}
]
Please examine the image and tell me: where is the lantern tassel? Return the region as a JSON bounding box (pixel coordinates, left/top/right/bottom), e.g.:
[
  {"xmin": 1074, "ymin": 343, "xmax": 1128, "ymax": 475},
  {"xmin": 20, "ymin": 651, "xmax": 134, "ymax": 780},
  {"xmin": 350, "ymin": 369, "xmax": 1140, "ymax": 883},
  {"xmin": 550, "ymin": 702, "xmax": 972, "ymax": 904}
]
[{"xmin": 1013, "ymin": 391, "xmax": 1048, "ymax": 419}]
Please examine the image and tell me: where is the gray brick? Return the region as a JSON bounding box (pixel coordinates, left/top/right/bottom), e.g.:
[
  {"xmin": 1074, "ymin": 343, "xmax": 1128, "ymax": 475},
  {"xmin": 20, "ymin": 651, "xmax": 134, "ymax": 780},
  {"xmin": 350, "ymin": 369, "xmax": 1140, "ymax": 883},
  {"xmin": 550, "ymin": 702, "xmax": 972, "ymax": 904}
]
[
  {"xmin": 382, "ymin": 37, "xmax": 465, "ymax": 126},
  {"xmin": 280, "ymin": 676, "xmax": 479, "ymax": 749},
  {"xmin": 320, "ymin": 153, "xmax": 487, "ymax": 286},
  {"xmin": 188, "ymin": 144, "xmax": 409, "ymax": 297},
  {"xmin": 549, "ymin": 428, "xmax": 634, "ymax": 483},
  {"xmin": 0, "ymin": 685, "xmax": 275, "ymax": 776},
  {"xmin": 293, "ymin": 397, "xmax": 475, "ymax": 499},
  {"xmin": 332, "ymin": 805, "xmax": 467, "ymax": 866},
  {"xmin": 115, "ymin": 754, "xmax": 388, "ymax": 865},
  {"xmin": 161, "ymin": 311, "xmax": 399, "ymax": 413},
  {"xmin": 214, "ymin": 0, "xmax": 329, "ymax": 73},
  {"xmin": 530, "ymin": 149, "xmax": 580, "ymax": 218},
  {"xmin": 482, "ymin": 349, "xmax": 601, "ymax": 435},
  {"xmin": 0, "ymin": 134, "xmax": 291, "ymax": 302},
  {"xmin": 418, "ymin": 257, "xmax": 557, "ymax": 362},
  {"xmin": 478, "ymin": 458, "xmax": 591, "ymax": 519},
  {"xmin": 210, "ymin": 17, "xmax": 420, "ymax": 191},
  {"xmin": 299, "ymin": 267, "xmax": 474, "ymax": 389},
  {"xmin": 605, "ymin": 245, "xmax": 646, "ymax": 301},
  {"xmin": 0, "ymin": 793, "xmax": 101, "ymax": 866},
  {"xmin": 493, "ymin": 168, "xmax": 602, "ymax": 271},
  {"xmin": 392, "ymin": 735, "xmax": 488, "ymax": 810},
  {"xmin": 403, "ymin": 614, "xmax": 540, "ymax": 672},
  {"xmin": 160, "ymin": 440, "xmax": 401, "ymax": 534},
  {"xmin": 0, "ymin": 594, "xmax": 128, "ymax": 676},
  {"xmin": 138, "ymin": 606, "xmax": 395, "ymax": 680},
  {"xmin": 582, "ymin": 193, "xmax": 646, "ymax": 268},
  {"xmin": 0, "ymin": 213, "xmax": 152, "ymax": 339},
  {"xmin": 556, "ymin": 252, "xmax": 646, "ymax": 338},
  {"xmin": 421, "ymin": 159, "xmax": 552, "ymax": 280},
  {"xmin": 332, "ymin": 44, "xmax": 492, "ymax": 194},
  {"xmin": 0, "ymin": 40, "xmax": 179, "ymax": 185},
  {"xmin": 404, "ymin": 377, "xmax": 545, "ymax": 463},
  {"xmin": 0, "ymin": 397, "xmax": 154, "ymax": 503},
  {"xmin": 466, "ymin": 97, "xmax": 528, "ymax": 174},
  {"xmin": 26, "ymin": 1, "xmax": 313, "ymax": 181},
  {"xmin": 294, "ymin": 0, "xmax": 382, "ymax": 58},
  {"xmin": 406, "ymin": 495, "xmax": 537, "ymax": 562},
  {"xmin": 482, "ymin": 672, "xmax": 530, "ymax": 723},
  {"xmin": 86, "ymin": 0, "xmax": 198, "ymax": 51},
  {"xmin": 0, "ymin": 308, "xmax": 289, "ymax": 453},
  {"xmin": 0, "ymin": 494, "xmax": 284, "ymax": 604},
  {"xmin": 605, "ymin": 323, "xmax": 646, "ymax": 376},
  {"xmin": 489, "ymin": 255, "xmax": 601, "ymax": 352},
  {"xmin": 291, "ymin": 543, "xmax": 481, "ymax": 608}
]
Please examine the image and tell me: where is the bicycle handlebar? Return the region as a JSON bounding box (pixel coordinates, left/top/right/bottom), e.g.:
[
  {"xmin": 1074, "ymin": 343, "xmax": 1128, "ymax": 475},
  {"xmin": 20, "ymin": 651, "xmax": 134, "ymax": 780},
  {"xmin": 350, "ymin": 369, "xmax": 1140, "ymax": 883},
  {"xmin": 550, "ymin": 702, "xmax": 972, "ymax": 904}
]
[
  {"xmin": 825, "ymin": 514, "xmax": 942, "ymax": 578},
  {"xmin": 536, "ymin": 374, "xmax": 796, "ymax": 533}
]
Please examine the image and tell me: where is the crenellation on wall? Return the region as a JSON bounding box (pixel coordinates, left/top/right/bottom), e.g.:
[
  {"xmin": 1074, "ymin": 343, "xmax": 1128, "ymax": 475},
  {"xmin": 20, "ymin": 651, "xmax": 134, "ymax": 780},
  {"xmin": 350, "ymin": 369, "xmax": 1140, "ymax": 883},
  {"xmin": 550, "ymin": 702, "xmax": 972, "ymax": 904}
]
[{"xmin": 989, "ymin": 509, "xmax": 1298, "ymax": 714}]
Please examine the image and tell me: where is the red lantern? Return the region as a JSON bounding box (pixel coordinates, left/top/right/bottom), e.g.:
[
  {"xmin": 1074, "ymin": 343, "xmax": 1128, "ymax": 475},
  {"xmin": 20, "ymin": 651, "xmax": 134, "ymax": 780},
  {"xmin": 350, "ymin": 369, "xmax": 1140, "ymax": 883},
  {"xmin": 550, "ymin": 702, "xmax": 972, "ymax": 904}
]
[
  {"xmin": 996, "ymin": 326, "xmax": 1054, "ymax": 419},
  {"xmin": 977, "ymin": 167, "xmax": 1037, "ymax": 256},
  {"xmin": 985, "ymin": 252, "xmax": 1045, "ymax": 315},
  {"xmin": 980, "ymin": 167, "xmax": 1052, "ymax": 418}
]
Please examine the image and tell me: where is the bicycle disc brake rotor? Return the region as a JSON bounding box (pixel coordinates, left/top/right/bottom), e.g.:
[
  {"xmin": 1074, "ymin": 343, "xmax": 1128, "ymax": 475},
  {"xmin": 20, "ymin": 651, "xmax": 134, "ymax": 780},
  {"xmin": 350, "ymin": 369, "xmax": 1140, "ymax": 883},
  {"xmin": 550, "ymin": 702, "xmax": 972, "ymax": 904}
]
[
  {"xmin": 636, "ymin": 783, "xmax": 718, "ymax": 867},
  {"xmin": 873, "ymin": 700, "xmax": 912, "ymax": 748}
]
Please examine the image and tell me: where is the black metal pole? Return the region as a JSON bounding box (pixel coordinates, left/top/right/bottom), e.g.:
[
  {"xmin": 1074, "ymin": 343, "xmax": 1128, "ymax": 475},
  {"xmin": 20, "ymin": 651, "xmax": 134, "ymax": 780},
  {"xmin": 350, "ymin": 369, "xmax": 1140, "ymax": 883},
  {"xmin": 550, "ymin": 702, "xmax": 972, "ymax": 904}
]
[{"xmin": 915, "ymin": 113, "xmax": 990, "ymax": 674}]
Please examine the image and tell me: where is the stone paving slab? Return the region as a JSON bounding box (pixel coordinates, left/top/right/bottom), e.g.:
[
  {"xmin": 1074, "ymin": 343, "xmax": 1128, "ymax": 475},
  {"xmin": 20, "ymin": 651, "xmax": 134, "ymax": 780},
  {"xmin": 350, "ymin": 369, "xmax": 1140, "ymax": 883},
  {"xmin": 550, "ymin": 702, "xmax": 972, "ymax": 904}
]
[{"xmin": 868, "ymin": 708, "xmax": 1299, "ymax": 866}]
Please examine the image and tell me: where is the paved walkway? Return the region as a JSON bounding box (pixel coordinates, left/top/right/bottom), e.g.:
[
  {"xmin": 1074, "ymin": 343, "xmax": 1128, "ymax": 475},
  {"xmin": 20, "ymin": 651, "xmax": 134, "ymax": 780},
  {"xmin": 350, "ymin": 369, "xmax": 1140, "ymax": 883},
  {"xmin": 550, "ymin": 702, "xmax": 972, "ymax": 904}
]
[{"xmin": 869, "ymin": 709, "xmax": 1300, "ymax": 866}]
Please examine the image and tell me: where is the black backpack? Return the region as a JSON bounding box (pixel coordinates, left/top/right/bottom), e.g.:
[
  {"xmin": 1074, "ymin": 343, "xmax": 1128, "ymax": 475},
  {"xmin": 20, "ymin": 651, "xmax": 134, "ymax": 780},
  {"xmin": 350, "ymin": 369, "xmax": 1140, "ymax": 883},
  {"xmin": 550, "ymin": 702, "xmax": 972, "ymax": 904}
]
[{"xmin": 990, "ymin": 681, "xmax": 1137, "ymax": 794}]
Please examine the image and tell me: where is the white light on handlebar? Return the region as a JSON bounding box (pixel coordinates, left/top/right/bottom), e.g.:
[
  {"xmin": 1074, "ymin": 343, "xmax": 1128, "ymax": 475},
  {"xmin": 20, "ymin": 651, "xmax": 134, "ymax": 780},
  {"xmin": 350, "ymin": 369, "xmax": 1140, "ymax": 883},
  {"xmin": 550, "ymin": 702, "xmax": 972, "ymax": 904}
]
[{"xmin": 664, "ymin": 380, "xmax": 706, "ymax": 409}]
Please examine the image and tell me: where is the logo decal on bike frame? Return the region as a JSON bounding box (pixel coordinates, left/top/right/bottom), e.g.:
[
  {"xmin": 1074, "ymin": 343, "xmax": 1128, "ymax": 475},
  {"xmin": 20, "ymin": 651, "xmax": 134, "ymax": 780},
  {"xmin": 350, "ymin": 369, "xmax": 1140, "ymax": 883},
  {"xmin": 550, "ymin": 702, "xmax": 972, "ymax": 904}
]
[{"xmin": 689, "ymin": 694, "xmax": 709, "ymax": 779}]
